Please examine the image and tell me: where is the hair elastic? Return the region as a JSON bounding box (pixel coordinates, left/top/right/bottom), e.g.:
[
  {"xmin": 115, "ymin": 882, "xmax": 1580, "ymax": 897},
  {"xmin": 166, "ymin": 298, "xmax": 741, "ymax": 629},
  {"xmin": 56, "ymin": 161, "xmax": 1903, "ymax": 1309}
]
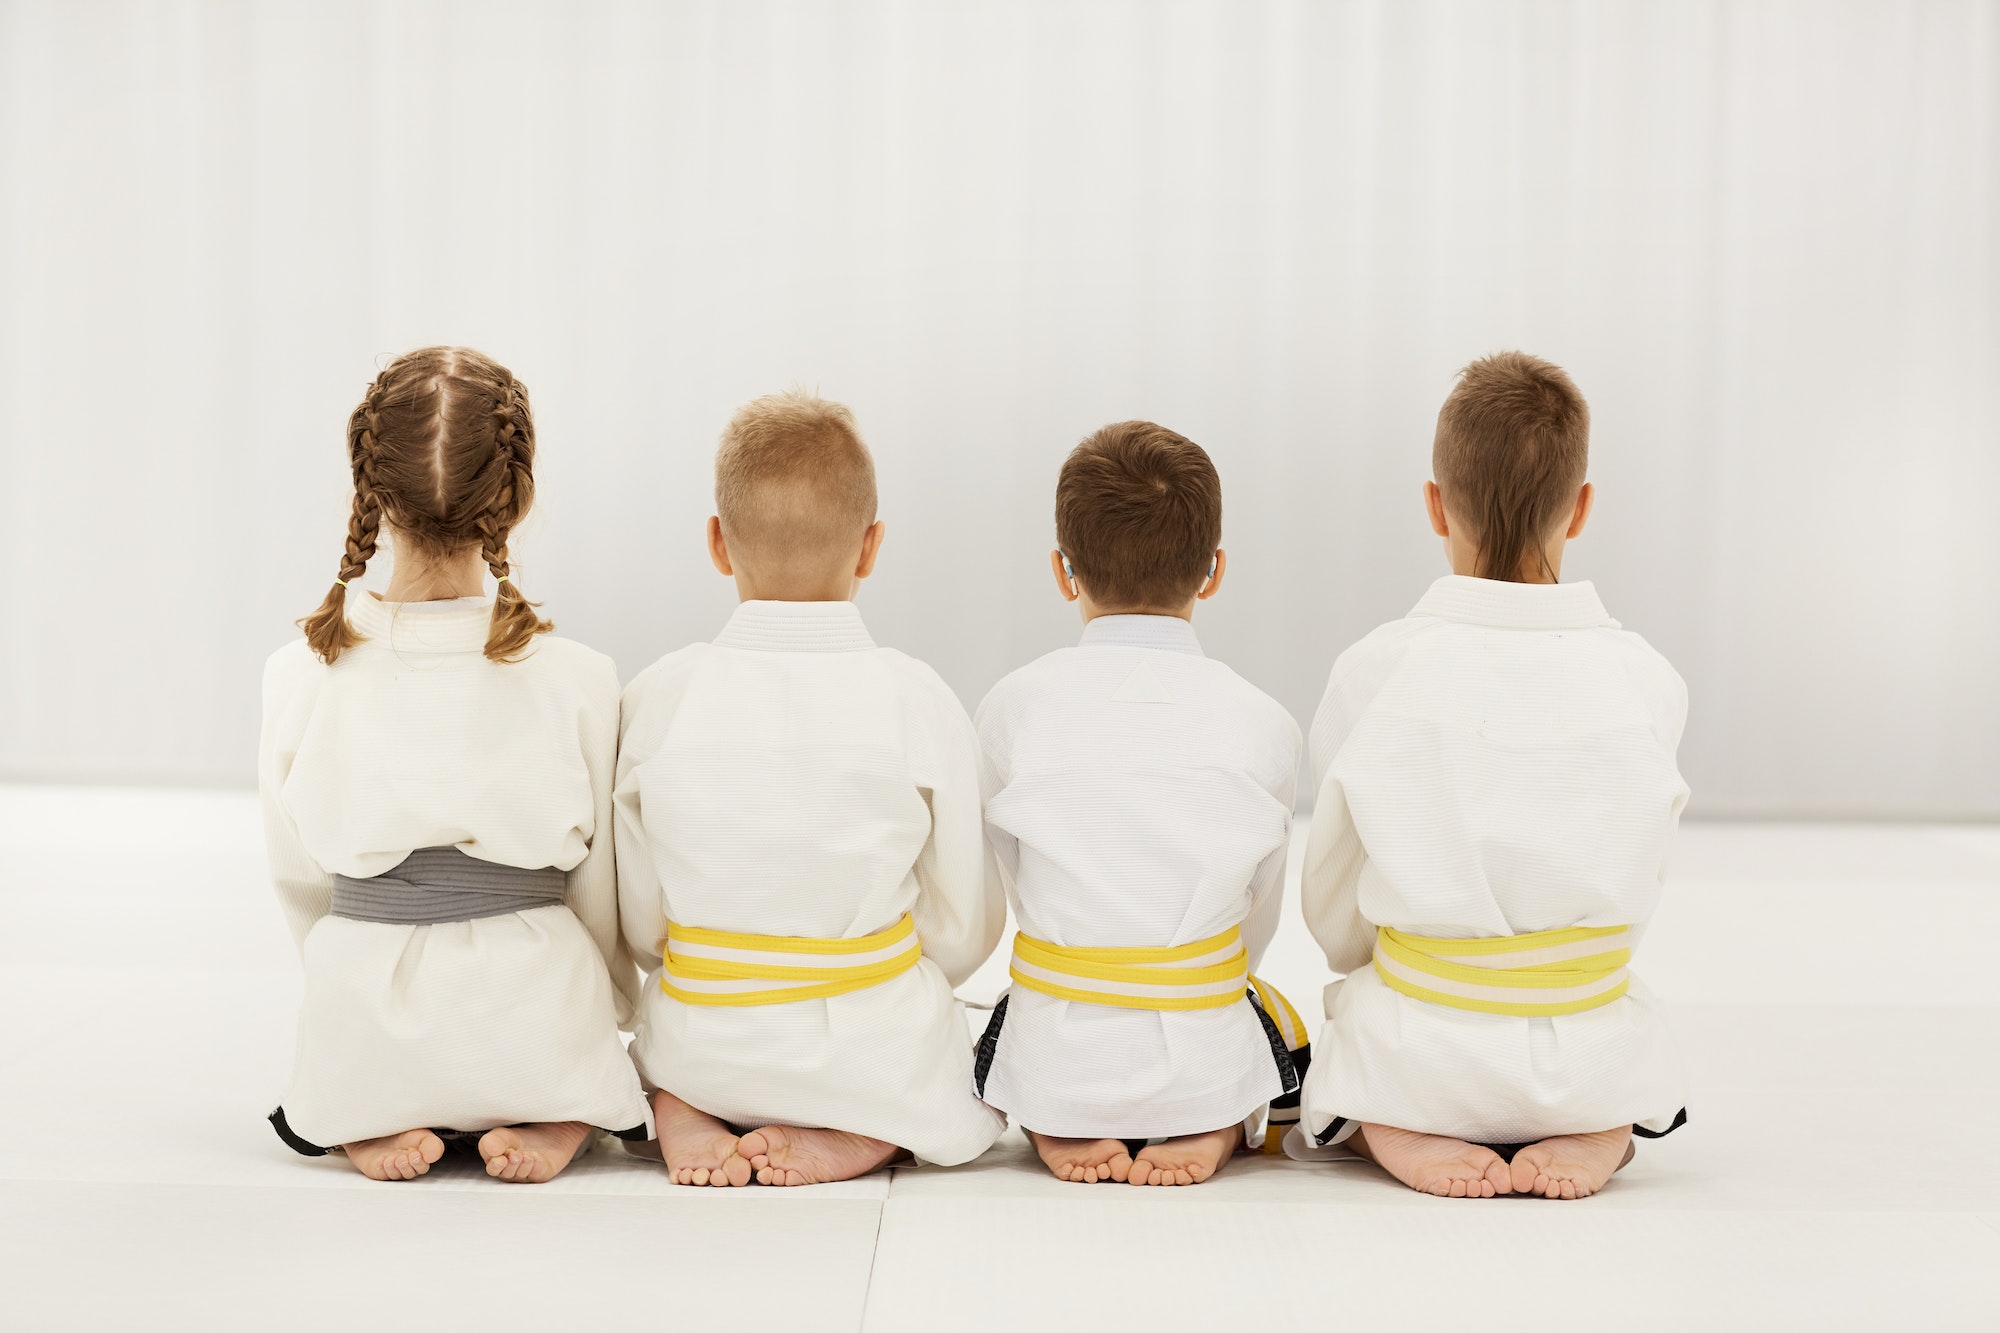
[{"xmin": 333, "ymin": 577, "xmax": 349, "ymax": 588}]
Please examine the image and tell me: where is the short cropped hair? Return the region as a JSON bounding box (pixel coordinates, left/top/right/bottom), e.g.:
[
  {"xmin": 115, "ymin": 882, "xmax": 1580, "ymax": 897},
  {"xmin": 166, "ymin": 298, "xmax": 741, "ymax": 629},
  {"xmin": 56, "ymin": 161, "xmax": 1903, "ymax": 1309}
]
[
  {"xmin": 1432, "ymin": 351, "xmax": 1590, "ymax": 582},
  {"xmin": 1055, "ymin": 421, "xmax": 1222, "ymax": 610},
  {"xmin": 715, "ymin": 391, "xmax": 877, "ymax": 564}
]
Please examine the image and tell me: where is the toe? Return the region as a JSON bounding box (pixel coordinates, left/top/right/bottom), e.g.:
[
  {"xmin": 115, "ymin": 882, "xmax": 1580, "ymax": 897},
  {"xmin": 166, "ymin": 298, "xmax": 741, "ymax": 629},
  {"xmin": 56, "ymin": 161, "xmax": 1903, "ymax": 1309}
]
[
  {"xmin": 724, "ymin": 1155, "xmax": 752, "ymax": 1187},
  {"xmin": 1108, "ymin": 1153, "xmax": 1132, "ymax": 1183},
  {"xmin": 691, "ymin": 1167, "xmax": 711, "ymax": 1186}
]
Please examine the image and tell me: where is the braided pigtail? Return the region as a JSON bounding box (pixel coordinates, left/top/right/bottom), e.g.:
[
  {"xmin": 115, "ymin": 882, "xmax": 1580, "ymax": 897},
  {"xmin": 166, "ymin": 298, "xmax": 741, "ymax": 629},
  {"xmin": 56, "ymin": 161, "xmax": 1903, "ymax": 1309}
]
[
  {"xmin": 298, "ymin": 387, "xmax": 386, "ymax": 663},
  {"xmin": 478, "ymin": 373, "xmax": 553, "ymax": 662}
]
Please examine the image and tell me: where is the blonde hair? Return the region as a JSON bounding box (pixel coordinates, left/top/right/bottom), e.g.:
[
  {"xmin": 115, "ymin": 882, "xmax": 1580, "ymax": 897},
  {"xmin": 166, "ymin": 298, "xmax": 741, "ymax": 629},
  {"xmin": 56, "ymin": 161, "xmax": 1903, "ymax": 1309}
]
[
  {"xmin": 714, "ymin": 390, "xmax": 877, "ymax": 565},
  {"xmin": 299, "ymin": 346, "xmax": 552, "ymax": 664},
  {"xmin": 1432, "ymin": 351, "xmax": 1591, "ymax": 582}
]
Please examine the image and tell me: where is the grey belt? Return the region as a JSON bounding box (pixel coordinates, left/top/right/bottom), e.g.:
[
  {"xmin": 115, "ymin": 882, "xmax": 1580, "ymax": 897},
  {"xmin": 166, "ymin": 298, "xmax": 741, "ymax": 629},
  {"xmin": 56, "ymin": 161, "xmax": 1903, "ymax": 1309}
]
[{"xmin": 330, "ymin": 846, "xmax": 567, "ymax": 925}]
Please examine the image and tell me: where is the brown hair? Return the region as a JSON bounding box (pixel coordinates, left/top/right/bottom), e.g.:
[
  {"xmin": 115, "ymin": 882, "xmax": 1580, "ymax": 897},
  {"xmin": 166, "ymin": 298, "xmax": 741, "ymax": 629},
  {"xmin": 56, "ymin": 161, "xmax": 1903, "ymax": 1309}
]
[
  {"xmin": 714, "ymin": 390, "xmax": 877, "ymax": 566},
  {"xmin": 298, "ymin": 346, "xmax": 552, "ymax": 664},
  {"xmin": 1432, "ymin": 351, "xmax": 1591, "ymax": 582},
  {"xmin": 1055, "ymin": 421, "xmax": 1222, "ymax": 610}
]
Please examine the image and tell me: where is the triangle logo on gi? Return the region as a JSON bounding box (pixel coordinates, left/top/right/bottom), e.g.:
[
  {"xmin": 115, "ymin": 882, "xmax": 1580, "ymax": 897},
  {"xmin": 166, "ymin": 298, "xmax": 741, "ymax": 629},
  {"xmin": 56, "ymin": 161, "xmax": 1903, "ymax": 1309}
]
[{"xmin": 1111, "ymin": 662, "xmax": 1176, "ymax": 704}]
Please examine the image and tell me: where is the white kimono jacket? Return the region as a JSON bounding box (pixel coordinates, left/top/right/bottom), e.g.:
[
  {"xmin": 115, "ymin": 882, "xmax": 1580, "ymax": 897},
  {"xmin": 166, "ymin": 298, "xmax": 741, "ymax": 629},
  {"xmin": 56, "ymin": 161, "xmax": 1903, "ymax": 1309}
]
[
  {"xmin": 616, "ymin": 600, "xmax": 1007, "ymax": 1166},
  {"xmin": 975, "ymin": 614, "xmax": 1302, "ymax": 1139},
  {"xmin": 1290, "ymin": 576, "xmax": 1690, "ymax": 1152},
  {"xmin": 259, "ymin": 593, "xmax": 650, "ymax": 1149}
]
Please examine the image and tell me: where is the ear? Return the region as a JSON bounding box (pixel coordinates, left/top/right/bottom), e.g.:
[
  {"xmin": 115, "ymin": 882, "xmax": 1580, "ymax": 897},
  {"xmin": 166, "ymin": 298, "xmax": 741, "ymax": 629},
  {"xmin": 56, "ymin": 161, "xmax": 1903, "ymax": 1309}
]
[
  {"xmin": 1424, "ymin": 481, "xmax": 1450, "ymax": 537},
  {"xmin": 1565, "ymin": 483, "xmax": 1594, "ymax": 539},
  {"xmin": 855, "ymin": 520, "xmax": 887, "ymax": 579},
  {"xmin": 1196, "ymin": 548, "xmax": 1226, "ymax": 601},
  {"xmin": 1050, "ymin": 548, "xmax": 1079, "ymax": 602},
  {"xmin": 707, "ymin": 516, "xmax": 733, "ymax": 577}
]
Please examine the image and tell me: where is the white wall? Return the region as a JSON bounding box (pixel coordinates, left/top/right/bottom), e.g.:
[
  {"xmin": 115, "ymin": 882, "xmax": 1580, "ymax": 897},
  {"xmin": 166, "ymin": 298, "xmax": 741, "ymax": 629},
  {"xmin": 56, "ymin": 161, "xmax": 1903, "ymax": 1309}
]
[{"xmin": 1, "ymin": 0, "xmax": 1994, "ymax": 816}]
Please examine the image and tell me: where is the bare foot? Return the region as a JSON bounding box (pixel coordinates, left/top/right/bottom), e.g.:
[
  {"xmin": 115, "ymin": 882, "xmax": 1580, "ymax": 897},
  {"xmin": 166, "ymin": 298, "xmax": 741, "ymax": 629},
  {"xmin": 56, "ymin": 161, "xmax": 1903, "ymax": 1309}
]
[
  {"xmin": 1354, "ymin": 1123, "xmax": 1512, "ymax": 1198},
  {"xmin": 652, "ymin": 1089, "xmax": 751, "ymax": 1188},
  {"xmin": 344, "ymin": 1128, "xmax": 445, "ymax": 1181},
  {"xmin": 1026, "ymin": 1131, "xmax": 1133, "ymax": 1184},
  {"xmin": 1127, "ymin": 1124, "xmax": 1242, "ymax": 1187},
  {"xmin": 1508, "ymin": 1126, "xmax": 1634, "ymax": 1200},
  {"xmin": 478, "ymin": 1121, "xmax": 591, "ymax": 1183},
  {"xmin": 739, "ymin": 1125, "xmax": 899, "ymax": 1186}
]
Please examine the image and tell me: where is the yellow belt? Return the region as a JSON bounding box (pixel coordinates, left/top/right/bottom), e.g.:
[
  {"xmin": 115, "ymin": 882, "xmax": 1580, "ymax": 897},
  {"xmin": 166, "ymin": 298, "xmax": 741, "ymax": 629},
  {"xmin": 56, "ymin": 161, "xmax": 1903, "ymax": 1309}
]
[
  {"xmin": 1249, "ymin": 976, "xmax": 1310, "ymax": 1154},
  {"xmin": 1007, "ymin": 926, "xmax": 1308, "ymax": 1152},
  {"xmin": 662, "ymin": 913, "xmax": 921, "ymax": 1006},
  {"xmin": 1372, "ymin": 924, "xmax": 1632, "ymax": 1017},
  {"xmin": 1008, "ymin": 925, "xmax": 1250, "ymax": 1011}
]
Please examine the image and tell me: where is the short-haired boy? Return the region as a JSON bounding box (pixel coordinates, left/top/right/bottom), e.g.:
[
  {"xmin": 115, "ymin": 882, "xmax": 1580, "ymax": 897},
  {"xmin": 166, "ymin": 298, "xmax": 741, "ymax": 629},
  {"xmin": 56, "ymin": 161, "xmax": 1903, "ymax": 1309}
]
[
  {"xmin": 1289, "ymin": 352, "xmax": 1689, "ymax": 1198},
  {"xmin": 617, "ymin": 391, "xmax": 1007, "ymax": 1186},
  {"xmin": 975, "ymin": 421, "xmax": 1305, "ymax": 1186}
]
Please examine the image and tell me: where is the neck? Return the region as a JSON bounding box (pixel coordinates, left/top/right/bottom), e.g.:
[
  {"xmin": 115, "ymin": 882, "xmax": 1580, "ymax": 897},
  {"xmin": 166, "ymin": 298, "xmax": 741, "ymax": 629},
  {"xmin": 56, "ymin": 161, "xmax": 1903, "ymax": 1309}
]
[
  {"xmin": 732, "ymin": 567, "xmax": 857, "ymax": 603},
  {"xmin": 384, "ymin": 546, "xmax": 488, "ymax": 601},
  {"xmin": 1077, "ymin": 595, "xmax": 1197, "ymax": 623},
  {"xmin": 1445, "ymin": 537, "xmax": 1565, "ymax": 583}
]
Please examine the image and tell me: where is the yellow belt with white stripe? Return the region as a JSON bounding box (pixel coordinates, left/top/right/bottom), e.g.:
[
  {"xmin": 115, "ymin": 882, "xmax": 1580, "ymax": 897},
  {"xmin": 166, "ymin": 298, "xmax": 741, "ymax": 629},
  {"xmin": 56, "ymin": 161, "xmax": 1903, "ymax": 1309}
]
[
  {"xmin": 1007, "ymin": 925, "xmax": 1250, "ymax": 1011},
  {"xmin": 662, "ymin": 913, "xmax": 921, "ymax": 1006},
  {"xmin": 1372, "ymin": 923, "xmax": 1633, "ymax": 1017}
]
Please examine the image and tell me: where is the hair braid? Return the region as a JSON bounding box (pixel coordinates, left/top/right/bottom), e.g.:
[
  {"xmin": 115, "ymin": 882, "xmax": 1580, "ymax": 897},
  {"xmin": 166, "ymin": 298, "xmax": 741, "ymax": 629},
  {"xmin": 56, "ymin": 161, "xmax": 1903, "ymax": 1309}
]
[
  {"xmin": 479, "ymin": 371, "xmax": 552, "ymax": 661},
  {"xmin": 298, "ymin": 376, "xmax": 390, "ymax": 663}
]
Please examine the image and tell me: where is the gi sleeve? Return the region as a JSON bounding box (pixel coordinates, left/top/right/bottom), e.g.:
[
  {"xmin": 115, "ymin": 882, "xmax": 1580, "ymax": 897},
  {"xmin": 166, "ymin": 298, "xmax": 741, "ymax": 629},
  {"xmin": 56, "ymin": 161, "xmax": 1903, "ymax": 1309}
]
[
  {"xmin": 908, "ymin": 665, "xmax": 1006, "ymax": 988},
  {"xmin": 567, "ymin": 654, "xmax": 641, "ymax": 1027},
  {"xmin": 971, "ymin": 686, "xmax": 1021, "ymax": 892},
  {"xmin": 258, "ymin": 646, "xmax": 336, "ymax": 954},
  {"xmin": 613, "ymin": 661, "xmax": 674, "ymax": 976},
  {"xmin": 1300, "ymin": 655, "xmax": 1377, "ymax": 977},
  {"xmin": 1241, "ymin": 709, "xmax": 1303, "ymax": 971}
]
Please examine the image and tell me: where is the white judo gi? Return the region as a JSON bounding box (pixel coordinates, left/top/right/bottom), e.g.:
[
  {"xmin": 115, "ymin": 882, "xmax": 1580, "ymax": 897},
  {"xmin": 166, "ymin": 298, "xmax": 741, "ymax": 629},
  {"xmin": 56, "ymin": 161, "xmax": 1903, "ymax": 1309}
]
[
  {"xmin": 1289, "ymin": 576, "xmax": 1690, "ymax": 1154},
  {"xmin": 616, "ymin": 600, "xmax": 1007, "ymax": 1166},
  {"xmin": 259, "ymin": 594, "xmax": 651, "ymax": 1150},
  {"xmin": 975, "ymin": 614, "xmax": 1303, "ymax": 1140}
]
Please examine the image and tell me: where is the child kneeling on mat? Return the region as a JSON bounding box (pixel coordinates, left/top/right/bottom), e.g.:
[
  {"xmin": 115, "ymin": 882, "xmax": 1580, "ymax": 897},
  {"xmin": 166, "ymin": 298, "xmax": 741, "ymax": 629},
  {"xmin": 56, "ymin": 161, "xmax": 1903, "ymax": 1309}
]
[
  {"xmin": 1287, "ymin": 352, "xmax": 1690, "ymax": 1198},
  {"xmin": 974, "ymin": 421, "xmax": 1308, "ymax": 1187}
]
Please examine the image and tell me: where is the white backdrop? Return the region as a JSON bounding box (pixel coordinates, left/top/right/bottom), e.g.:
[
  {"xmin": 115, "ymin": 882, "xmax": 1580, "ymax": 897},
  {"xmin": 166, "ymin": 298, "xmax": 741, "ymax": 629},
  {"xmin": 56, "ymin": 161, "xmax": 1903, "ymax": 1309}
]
[{"xmin": 1, "ymin": 0, "xmax": 1994, "ymax": 816}]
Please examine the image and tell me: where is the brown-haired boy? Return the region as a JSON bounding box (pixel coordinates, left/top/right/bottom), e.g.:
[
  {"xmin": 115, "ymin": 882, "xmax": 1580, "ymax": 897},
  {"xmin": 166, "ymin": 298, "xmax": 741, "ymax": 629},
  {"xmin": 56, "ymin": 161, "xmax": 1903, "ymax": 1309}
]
[
  {"xmin": 974, "ymin": 421, "xmax": 1306, "ymax": 1186},
  {"xmin": 615, "ymin": 390, "xmax": 1006, "ymax": 1185},
  {"xmin": 1288, "ymin": 352, "xmax": 1690, "ymax": 1198}
]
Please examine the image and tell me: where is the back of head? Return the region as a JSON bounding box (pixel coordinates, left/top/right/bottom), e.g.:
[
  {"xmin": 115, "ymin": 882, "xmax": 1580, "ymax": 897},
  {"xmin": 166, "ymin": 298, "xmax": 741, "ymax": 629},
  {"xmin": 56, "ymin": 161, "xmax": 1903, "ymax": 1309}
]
[
  {"xmin": 299, "ymin": 345, "xmax": 552, "ymax": 664},
  {"xmin": 1055, "ymin": 421, "xmax": 1222, "ymax": 611},
  {"xmin": 1432, "ymin": 351, "xmax": 1591, "ymax": 582},
  {"xmin": 714, "ymin": 390, "xmax": 878, "ymax": 586}
]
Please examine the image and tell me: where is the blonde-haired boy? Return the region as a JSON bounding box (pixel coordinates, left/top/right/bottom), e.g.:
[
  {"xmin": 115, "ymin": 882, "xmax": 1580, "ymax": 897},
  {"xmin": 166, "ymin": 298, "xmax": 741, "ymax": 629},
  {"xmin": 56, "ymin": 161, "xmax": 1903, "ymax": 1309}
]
[{"xmin": 616, "ymin": 391, "xmax": 1006, "ymax": 1185}]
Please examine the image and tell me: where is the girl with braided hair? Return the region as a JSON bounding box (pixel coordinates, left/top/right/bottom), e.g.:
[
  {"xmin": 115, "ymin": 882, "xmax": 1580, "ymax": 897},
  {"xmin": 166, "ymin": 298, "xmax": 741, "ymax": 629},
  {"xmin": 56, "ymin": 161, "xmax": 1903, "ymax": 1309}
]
[{"xmin": 259, "ymin": 346, "xmax": 650, "ymax": 1181}]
